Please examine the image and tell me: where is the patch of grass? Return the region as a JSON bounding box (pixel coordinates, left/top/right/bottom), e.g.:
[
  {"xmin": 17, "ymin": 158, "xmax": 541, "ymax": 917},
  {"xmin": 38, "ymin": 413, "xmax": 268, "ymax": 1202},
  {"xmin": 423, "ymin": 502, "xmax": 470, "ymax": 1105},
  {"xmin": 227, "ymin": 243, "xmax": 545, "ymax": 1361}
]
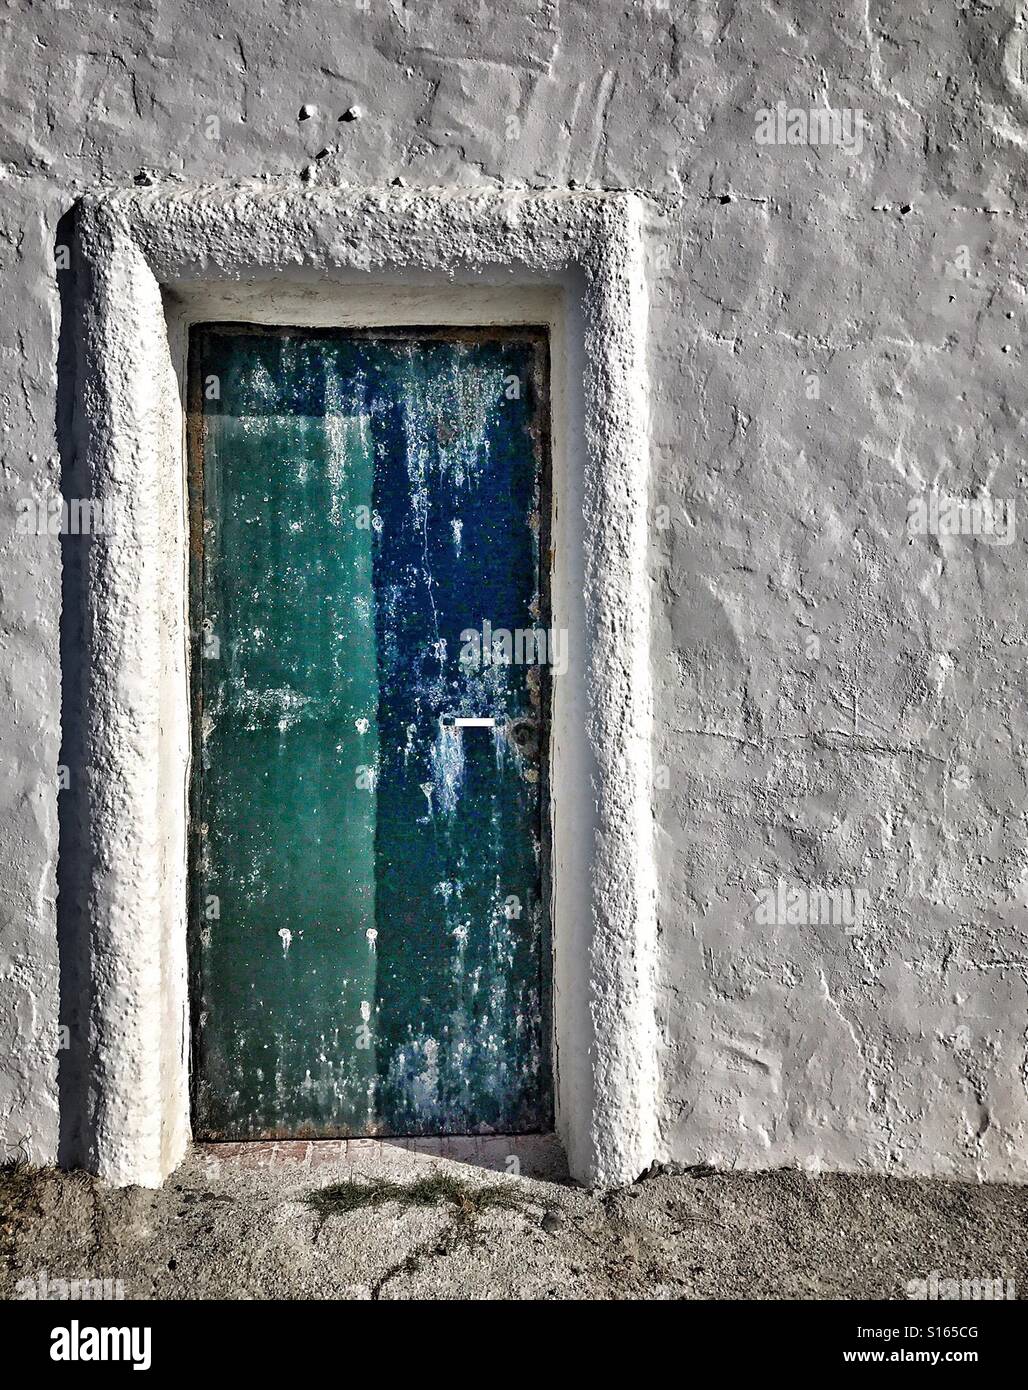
[
  {"xmin": 0, "ymin": 1160, "xmax": 43, "ymax": 1222},
  {"xmin": 307, "ymin": 1171, "xmax": 526, "ymax": 1222}
]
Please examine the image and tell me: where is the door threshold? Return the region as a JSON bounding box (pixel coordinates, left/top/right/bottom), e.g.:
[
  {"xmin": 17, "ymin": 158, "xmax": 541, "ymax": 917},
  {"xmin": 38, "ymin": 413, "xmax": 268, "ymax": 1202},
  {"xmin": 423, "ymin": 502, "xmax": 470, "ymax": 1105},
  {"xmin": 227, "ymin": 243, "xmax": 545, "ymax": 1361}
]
[{"xmin": 192, "ymin": 1133, "xmax": 569, "ymax": 1182}]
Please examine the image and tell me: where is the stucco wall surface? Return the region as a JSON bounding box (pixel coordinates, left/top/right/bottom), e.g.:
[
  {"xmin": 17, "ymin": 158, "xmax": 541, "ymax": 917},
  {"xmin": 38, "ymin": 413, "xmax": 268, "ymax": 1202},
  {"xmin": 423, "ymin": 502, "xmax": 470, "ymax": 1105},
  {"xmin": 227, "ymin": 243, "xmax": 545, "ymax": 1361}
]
[{"xmin": 4, "ymin": 0, "xmax": 1028, "ymax": 1182}]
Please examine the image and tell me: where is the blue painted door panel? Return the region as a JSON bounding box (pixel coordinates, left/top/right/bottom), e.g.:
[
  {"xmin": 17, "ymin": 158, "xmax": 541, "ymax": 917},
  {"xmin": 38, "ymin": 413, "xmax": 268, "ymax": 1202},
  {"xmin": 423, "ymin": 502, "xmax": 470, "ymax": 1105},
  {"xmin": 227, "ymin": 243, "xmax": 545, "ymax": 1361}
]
[{"xmin": 189, "ymin": 326, "xmax": 552, "ymax": 1138}]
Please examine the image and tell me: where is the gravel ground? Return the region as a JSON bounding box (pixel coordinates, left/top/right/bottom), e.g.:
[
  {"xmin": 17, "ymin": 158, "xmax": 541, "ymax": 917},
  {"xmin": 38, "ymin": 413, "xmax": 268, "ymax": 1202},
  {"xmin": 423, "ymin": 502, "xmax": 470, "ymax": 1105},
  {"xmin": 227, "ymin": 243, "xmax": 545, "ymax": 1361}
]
[{"xmin": 2, "ymin": 1141, "xmax": 1026, "ymax": 1301}]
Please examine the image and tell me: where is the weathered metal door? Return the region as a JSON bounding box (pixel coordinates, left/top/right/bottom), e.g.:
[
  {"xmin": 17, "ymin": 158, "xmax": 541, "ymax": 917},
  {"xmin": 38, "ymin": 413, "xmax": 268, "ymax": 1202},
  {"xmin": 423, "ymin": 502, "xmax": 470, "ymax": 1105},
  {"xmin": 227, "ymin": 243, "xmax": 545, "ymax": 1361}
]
[{"xmin": 188, "ymin": 325, "xmax": 552, "ymax": 1139}]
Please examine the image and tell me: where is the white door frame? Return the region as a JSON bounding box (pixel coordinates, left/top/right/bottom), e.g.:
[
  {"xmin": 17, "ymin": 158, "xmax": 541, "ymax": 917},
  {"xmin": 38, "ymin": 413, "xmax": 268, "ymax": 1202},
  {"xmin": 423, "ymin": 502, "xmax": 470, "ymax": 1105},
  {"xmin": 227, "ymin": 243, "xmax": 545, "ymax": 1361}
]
[{"xmin": 71, "ymin": 186, "xmax": 656, "ymax": 1188}]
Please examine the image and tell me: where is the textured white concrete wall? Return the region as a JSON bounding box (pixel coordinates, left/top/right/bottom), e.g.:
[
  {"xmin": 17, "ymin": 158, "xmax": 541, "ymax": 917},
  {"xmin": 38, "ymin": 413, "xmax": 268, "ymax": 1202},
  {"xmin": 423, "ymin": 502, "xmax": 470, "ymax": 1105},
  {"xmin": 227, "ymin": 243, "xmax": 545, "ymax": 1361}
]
[{"xmin": 3, "ymin": 0, "xmax": 1028, "ymax": 1182}]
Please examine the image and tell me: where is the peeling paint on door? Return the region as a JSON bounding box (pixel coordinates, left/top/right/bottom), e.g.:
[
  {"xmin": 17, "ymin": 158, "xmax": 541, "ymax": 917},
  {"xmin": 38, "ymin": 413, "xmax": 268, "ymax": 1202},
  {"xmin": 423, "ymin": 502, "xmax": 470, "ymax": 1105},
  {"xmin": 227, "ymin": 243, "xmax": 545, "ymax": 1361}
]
[{"xmin": 188, "ymin": 325, "xmax": 552, "ymax": 1139}]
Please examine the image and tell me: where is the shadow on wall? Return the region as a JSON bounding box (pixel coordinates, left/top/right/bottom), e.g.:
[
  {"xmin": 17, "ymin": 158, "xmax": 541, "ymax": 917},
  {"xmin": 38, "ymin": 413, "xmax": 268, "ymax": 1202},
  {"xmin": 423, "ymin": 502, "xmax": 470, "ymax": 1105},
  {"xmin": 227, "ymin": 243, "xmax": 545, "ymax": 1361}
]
[{"xmin": 54, "ymin": 202, "xmax": 94, "ymax": 1173}]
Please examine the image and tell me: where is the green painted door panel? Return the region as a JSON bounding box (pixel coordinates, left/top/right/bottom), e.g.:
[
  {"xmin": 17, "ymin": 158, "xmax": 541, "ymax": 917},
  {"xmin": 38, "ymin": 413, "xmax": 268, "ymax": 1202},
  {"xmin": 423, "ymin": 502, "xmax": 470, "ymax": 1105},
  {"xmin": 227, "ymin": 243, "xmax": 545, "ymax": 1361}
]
[{"xmin": 188, "ymin": 326, "xmax": 552, "ymax": 1139}]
